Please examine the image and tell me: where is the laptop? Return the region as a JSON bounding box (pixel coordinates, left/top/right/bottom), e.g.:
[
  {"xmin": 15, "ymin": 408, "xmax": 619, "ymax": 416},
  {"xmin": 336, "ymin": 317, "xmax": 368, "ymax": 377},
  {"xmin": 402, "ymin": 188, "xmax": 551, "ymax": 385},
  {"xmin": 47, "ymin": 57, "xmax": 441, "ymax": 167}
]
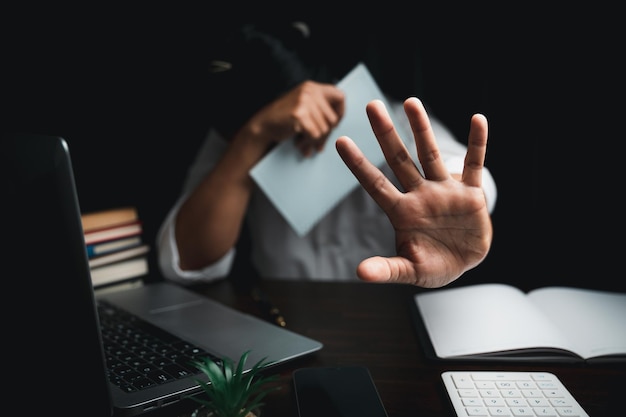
[{"xmin": 4, "ymin": 133, "xmax": 322, "ymax": 416}]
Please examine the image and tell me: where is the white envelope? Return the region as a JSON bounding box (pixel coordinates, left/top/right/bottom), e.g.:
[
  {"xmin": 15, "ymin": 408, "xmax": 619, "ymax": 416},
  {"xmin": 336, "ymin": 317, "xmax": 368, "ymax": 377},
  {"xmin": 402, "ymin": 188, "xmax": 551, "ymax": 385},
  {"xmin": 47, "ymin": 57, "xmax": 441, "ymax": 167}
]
[{"xmin": 249, "ymin": 63, "xmax": 406, "ymax": 236}]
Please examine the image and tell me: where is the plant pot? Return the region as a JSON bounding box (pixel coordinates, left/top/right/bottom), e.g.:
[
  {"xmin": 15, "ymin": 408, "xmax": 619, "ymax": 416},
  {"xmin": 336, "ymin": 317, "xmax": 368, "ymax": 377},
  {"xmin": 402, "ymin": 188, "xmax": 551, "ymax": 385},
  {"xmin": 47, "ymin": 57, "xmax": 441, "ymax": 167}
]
[{"xmin": 190, "ymin": 405, "xmax": 261, "ymax": 417}]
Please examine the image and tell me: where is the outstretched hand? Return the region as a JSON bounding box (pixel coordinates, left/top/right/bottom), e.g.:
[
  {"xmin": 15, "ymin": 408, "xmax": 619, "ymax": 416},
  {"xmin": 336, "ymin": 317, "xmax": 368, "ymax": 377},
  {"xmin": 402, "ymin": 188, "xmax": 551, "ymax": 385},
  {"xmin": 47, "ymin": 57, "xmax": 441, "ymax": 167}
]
[{"xmin": 335, "ymin": 97, "xmax": 492, "ymax": 287}]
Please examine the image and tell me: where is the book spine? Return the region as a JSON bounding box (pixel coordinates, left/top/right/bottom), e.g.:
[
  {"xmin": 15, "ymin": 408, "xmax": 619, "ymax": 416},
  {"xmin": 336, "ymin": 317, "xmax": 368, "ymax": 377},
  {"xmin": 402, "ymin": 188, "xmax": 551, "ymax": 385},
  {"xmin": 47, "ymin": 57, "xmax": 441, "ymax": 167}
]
[
  {"xmin": 88, "ymin": 245, "xmax": 149, "ymax": 268},
  {"xmin": 90, "ymin": 257, "xmax": 149, "ymax": 287},
  {"xmin": 85, "ymin": 236, "xmax": 142, "ymax": 258},
  {"xmin": 81, "ymin": 206, "xmax": 138, "ymax": 232},
  {"xmin": 83, "ymin": 222, "xmax": 142, "ymax": 245}
]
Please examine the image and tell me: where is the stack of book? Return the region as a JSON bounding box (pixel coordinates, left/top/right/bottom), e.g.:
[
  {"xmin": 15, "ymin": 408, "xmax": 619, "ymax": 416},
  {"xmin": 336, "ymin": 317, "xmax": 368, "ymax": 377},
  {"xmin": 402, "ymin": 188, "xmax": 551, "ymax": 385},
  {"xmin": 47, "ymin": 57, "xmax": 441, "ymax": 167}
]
[{"xmin": 81, "ymin": 206, "xmax": 150, "ymax": 288}]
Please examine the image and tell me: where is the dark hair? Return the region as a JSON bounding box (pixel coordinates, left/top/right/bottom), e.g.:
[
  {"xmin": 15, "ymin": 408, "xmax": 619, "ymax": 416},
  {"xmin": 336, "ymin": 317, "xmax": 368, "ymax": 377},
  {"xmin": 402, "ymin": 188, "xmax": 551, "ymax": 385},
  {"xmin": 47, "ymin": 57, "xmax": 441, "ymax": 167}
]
[
  {"xmin": 206, "ymin": 21, "xmax": 423, "ymax": 139},
  {"xmin": 207, "ymin": 23, "xmax": 316, "ymax": 138}
]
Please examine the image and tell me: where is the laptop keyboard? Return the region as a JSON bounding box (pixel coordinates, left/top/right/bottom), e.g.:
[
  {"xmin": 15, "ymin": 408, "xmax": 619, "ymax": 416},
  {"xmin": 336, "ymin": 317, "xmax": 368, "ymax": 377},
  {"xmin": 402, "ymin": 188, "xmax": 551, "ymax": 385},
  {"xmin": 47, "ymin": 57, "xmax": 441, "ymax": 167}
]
[{"xmin": 97, "ymin": 300, "xmax": 218, "ymax": 393}]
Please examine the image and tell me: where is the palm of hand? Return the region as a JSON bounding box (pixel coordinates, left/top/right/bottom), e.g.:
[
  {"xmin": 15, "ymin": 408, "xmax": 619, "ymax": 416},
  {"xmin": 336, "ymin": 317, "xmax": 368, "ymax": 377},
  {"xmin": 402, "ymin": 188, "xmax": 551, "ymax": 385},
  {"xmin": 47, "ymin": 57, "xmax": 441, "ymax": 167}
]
[
  {"xmin": 337, "ymin": 97, "xmax": 492, "ymax": 288},
  {"xmin": 382, "ymin": 177, "xmax": 492, "ymax": 288}
]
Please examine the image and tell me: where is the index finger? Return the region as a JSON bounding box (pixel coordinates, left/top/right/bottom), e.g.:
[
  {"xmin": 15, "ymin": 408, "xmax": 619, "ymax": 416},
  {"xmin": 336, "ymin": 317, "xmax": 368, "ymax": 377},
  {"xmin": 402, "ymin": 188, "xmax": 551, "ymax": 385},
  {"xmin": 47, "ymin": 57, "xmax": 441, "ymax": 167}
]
[{"xmin": 335, "ymin": 135, "xmax": 401, "ymax": 213}]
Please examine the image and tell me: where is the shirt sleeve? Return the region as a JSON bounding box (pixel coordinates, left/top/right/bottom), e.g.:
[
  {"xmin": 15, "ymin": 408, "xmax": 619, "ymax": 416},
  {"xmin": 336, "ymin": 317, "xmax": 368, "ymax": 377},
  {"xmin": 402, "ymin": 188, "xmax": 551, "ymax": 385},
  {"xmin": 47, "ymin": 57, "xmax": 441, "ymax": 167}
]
[{"xmin": 155, "ymin": 128, "xmax": 237, "ymax": 285}]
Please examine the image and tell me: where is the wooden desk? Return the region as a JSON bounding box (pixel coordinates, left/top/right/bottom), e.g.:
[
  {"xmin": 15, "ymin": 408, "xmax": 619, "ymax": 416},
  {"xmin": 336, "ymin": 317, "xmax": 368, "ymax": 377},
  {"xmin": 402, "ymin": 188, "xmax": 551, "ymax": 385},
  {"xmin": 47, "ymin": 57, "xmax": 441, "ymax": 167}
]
[{"xmin": 151, "ymin": 279, "xmax": 624, "ymax": 417}]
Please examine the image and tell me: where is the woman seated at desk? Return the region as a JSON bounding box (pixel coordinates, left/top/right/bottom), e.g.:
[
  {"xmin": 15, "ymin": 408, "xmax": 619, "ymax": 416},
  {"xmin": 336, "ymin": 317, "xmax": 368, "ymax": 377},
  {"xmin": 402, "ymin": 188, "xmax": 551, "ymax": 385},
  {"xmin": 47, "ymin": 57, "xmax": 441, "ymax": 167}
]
[{"xmin": 156, "ymin": 20, "xmax": 497, "ymax": 289}]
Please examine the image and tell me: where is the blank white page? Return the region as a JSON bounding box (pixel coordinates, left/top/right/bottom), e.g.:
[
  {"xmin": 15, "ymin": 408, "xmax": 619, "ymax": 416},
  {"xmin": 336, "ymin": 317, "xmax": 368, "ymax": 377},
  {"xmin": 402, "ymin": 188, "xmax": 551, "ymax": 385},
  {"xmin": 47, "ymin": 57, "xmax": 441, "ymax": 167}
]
[
  {"xmin": 527, "ymin": 287, "xmax": 626, "ymax": 359},
  {"xmin": 415, "ymin": 283, "xmax": 575, "ymax": 358}
]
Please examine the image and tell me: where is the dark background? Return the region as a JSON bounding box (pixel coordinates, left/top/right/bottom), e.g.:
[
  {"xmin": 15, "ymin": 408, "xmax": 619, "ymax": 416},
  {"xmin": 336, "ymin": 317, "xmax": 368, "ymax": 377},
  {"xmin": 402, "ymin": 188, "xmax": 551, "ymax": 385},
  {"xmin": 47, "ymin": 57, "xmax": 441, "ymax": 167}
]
[{"xmin": 3, "ymin": 7, "xmax": 621, "ymax": 292}]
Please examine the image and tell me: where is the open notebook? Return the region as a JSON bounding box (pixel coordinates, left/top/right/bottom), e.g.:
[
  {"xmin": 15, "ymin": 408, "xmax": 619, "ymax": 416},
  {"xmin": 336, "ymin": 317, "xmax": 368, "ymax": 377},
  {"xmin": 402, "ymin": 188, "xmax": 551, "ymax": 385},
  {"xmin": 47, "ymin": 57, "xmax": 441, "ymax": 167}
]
[
  {"xmin": 411, "ymin": 283, "xmax": 626, "ymax": 363},
  {"xmin": 4, "ymin": 133, "xmax": 322, "ymax": 416}
]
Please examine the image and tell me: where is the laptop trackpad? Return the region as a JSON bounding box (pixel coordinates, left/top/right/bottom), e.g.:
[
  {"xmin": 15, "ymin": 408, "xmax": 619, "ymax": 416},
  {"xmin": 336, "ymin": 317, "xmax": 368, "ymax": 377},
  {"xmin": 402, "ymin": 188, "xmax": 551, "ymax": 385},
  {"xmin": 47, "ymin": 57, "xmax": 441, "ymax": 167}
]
[{"xmin": 99, "ymin": 282, "xmax": 322, "ymax": 365}]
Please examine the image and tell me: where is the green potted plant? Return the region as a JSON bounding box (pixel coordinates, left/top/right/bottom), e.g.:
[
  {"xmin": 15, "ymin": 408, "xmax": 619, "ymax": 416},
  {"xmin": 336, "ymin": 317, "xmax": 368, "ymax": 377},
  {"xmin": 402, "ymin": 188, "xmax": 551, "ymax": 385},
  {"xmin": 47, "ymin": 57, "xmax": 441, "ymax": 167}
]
[{"xmin": 189, "ymin": 350, "xmax": 281, "ymax": 417}]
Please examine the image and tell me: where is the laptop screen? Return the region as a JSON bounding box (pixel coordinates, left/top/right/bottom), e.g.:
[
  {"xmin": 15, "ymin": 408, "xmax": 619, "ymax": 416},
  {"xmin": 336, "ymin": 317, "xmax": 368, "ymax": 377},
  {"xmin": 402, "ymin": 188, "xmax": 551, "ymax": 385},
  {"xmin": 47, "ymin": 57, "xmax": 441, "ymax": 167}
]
[{"xmin": 4, "ymin": 133, "xmax": 113, "ymax": 417}]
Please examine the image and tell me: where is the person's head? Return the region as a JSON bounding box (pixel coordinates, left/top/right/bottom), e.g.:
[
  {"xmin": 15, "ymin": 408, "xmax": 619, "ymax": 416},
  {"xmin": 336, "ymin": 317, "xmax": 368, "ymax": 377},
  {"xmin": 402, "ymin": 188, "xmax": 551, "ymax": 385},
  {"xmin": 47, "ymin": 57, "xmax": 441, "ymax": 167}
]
[
  {"xmin": 206, "ymin": 20, "xmax": 422, "ymax": 139},
  {"xmin": 207, "ymin": 23, "xmax": 314, "ymax": 139}
]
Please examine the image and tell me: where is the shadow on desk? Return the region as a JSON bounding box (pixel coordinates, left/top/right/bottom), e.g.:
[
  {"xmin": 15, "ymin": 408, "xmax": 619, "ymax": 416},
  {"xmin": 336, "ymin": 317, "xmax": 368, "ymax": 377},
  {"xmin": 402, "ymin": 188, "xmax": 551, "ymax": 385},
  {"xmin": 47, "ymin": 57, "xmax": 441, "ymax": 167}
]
[{"xmin": 139, "ymin": 279, "xmax": 624, "ymax": 417}]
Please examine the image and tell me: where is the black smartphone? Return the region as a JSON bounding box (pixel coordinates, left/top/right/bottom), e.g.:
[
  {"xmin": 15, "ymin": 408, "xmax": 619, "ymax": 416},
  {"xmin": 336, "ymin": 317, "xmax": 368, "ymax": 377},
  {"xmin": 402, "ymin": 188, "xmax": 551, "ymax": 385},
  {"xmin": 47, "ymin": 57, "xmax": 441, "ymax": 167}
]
[{"xmin": 293, "ymin": 366, "xmax": 389, "ymax": 417}]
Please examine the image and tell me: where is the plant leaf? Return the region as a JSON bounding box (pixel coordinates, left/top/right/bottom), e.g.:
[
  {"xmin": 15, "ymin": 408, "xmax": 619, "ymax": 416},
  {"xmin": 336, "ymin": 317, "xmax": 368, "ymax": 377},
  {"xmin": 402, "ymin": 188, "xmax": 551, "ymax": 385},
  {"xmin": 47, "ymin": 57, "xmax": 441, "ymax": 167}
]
[{"xmin": 189, "ymin": 350, "xmax": 281, "ymax": 417}]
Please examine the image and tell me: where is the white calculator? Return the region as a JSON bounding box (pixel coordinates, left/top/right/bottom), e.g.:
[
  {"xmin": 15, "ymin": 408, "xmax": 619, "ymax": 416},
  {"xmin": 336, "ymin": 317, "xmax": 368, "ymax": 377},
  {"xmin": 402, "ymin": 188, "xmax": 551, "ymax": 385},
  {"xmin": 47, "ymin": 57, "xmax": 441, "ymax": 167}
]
[{"xmin": 441, "ymin": 371, "xmax": 589, "ymax": 416}]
